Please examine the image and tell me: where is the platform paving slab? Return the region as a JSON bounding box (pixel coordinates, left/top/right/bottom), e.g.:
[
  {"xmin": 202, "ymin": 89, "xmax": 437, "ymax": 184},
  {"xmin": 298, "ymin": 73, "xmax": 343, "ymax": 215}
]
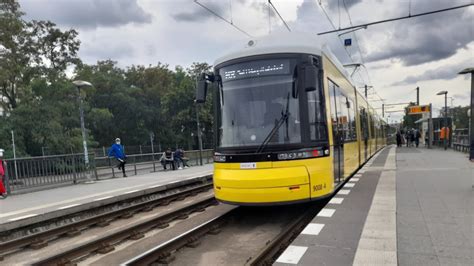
[
  {"xmin": 0, "ymin": 164, "xmax": 213, "ymax": 232},
  {"xmin": 274, "ymin": 147, "xmax": 390, "ymax": 266},
  {"xmin": 396, "ymin": 147, "xmax": 473, "ymax": 266}
]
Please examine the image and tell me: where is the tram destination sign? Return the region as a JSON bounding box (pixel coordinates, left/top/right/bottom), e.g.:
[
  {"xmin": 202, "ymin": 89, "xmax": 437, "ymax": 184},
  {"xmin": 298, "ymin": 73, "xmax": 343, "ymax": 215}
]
[
  {"xmin": 407, "ymin": 105, "xmax": 430, "ymax": 115},
  {"xmin": 221, "ymin": 59, "xmax": 291, "ymax": 82}
]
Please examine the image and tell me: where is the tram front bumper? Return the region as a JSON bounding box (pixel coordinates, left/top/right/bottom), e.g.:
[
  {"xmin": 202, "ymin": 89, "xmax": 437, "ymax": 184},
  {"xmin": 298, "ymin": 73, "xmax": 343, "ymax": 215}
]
[{"xmin": 213, "ymin": 166, "xmax": 310, "ymax": 204}]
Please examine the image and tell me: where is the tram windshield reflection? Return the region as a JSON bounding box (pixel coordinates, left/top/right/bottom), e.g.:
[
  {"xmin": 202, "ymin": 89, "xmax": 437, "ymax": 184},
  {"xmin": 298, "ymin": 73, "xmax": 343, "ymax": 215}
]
[{"xmin": 217, "ymin": 59, "xmax": 301, "ymax": 149}]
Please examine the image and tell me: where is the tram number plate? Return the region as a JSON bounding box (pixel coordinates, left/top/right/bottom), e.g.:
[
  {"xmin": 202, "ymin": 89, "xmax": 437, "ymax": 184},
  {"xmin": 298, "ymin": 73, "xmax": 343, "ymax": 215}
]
[
  {"xmin": 313, "ymin": 183, "xmax": 326, "ymax": 192},
  {"xmin": 240, "ymin": 162, "xmax": 257, "ymax": 169}
]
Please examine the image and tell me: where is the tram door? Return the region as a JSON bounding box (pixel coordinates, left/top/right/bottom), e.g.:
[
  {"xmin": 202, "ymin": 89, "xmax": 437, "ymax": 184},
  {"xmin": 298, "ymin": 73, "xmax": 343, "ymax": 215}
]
[{"xmin": 328, "ymin": 81, "xmax": 344, "ymax": 184}]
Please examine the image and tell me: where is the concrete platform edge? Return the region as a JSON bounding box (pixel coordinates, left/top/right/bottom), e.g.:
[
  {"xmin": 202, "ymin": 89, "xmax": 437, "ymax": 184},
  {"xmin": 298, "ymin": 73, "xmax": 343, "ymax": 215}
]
[{"xmin": 0, "ymin": 174, "xmax": 212, "ymax": 233}]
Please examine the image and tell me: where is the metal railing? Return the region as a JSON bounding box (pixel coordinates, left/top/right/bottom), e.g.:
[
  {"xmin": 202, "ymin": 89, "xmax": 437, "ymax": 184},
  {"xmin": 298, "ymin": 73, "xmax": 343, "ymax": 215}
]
[
  {"xmin": 4, "ymin": 153, "xmax": 97, "ymax": 194},
  {"xmin": 94, "ymin": 149, "xmax": 214, "ymax": 179},
  {"xmin": 3, "ymin": 149, "xmax": 214, "ymax": 194},
  {"xmin": 452, "ymin": 129, "xmax": 469, "ymax": 153}
]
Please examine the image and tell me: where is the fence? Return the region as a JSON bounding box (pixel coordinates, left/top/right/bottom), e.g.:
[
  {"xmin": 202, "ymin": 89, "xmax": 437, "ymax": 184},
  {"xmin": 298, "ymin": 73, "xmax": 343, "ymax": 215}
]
[
  {"xmin": 94, "ymin": 149, "xmax": 214, "ymax": 179},
  {"xmin": 3, "ymin": 149, "xmax": 214, "ymax": 194},
  {"xmin": 452, "ymin": 128, "xmax": 469, "ymax": 153},
  {"xmin": 3, "ymin": 153, "xmax": 96, "ymax": 194}
]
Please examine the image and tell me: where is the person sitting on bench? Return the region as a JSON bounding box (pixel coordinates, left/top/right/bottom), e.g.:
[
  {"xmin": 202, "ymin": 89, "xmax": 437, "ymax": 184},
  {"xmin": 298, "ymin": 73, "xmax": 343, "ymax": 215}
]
[
  {"xmin": 174, "ymin": 147, "xmax": 189, "ymax": 169},
  {"xmin": 161, "ymin": 148, "xmax": 175, "ymax": 170}
]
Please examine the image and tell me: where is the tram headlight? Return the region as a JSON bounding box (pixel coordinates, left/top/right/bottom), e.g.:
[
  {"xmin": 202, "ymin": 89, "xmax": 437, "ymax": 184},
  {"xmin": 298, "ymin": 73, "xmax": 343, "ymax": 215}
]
[{"xmin": 214, "ymin": 155, "xmax": 226, "ymax": 162}]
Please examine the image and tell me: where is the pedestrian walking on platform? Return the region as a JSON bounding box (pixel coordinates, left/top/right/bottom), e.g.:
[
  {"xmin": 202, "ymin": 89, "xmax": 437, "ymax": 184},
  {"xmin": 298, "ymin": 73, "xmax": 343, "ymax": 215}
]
[
  {"xmin": 108, "ymin": 138, "xmax": 127, "ymax": 177},
  {"xmin": 396, "ymin": 130, "xmax": 402, "ymax": 147},
  {"xmin": 414, "ymin": 129, "xmax": 421, "ymax": 148},
  {"xmin": 0, "ymin": 149, "xmax": 8, "ymax": 199},
  {"xmin": 405, "ymin": 130, "xmax": 412, "ymax": 147}
]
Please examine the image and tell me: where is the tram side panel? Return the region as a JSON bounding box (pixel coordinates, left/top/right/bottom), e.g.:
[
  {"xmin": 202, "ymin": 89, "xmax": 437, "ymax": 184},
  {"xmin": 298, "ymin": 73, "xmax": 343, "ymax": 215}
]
[{"xmin": 322, "ymin": 54, "xmax": 359, "ymax": 185}]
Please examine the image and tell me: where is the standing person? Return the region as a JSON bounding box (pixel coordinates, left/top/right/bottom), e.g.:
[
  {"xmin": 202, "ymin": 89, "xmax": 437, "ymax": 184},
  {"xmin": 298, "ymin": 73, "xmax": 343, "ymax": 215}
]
[
  {"xmin": 414, "ymin": 129, "xmax": 421, "ymax": 148},
  {"xmin": 396, "ymin": 130, "xmax": 402, "ymax": 147},
  {"xmin": 108, "ymin": 138, "xmax": 127, "ymax": 177},
  {"xmin": 0, "ymin": 149, "xmax": 7, "ymax": 199},
  {"xmin": 405, "ymin": 129, "xmax": 411, "ymax": 147}
]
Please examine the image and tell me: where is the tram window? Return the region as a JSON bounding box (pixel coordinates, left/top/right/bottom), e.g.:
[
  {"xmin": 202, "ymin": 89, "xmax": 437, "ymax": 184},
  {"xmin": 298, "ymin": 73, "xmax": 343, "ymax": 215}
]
[
  {"xmin": 369, "ymin": 114, "xmax": 375, "ymax": 139},
  {"xmin": 328, "ymin": 81, "xmax": 339, "ymax": 144},
  {"xmin": 360, "ymin": 107, "xmax": 369, "ymax": 140},
  {"xmin": 328, "ymin": 80, "xmax": 351, "ymax": 144},
  {"xmin": 307, "ymin": 87, "xmax": 327, "ymax": 141},
  {"xmin": 339, "ymin": 96, "xmax": 351, "ymax": 142},
  {"xmin": 347, "ymin": 98, "xmax": 356, "ymax": 141}
]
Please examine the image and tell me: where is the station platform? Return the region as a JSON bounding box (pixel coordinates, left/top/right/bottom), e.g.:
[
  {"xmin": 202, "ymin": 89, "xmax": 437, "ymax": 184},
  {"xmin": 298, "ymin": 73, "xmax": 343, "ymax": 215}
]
[
  {"xmin": 0, "ymin": 164, "xmax": 213, "ymax": 232},
  {"xmin": 275, "ymin": 146, "xmax": 473, "ymax": 266}
]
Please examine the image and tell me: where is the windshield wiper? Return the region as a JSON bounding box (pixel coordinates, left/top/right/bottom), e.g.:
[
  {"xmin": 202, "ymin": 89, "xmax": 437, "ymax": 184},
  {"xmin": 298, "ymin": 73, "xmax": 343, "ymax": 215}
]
[{"xmin": 255, "ymin": 93, "xmax": 290, "ymax": 154}]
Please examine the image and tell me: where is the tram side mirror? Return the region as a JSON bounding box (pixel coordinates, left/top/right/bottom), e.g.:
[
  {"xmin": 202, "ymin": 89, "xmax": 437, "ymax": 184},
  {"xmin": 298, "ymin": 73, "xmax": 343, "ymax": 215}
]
[
  {"xmin": 196, "ymin": 73, "xmax": 213, "ymax": 103},
  {"xmin": 304, "ymin": 64, "xmax": 318, "ymax": 91}
]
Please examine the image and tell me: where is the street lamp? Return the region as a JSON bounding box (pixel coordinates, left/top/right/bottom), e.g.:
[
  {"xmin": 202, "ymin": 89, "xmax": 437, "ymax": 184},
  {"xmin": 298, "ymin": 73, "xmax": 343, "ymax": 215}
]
[
  {"xmin": 458, "ymin": 67, "xmax": 474, "ymax": 162},
  {"xmin": 436, "ymin": 90, "xmax": 448, "ymax": 150},
  {"xmin": 72, "ymin": 80, "xmax": 94, "ymax": 182}
]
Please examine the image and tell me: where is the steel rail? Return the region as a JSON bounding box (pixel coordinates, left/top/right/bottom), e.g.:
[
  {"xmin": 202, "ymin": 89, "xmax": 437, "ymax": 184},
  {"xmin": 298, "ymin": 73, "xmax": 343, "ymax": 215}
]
[
  {"xmin": 245, "ymin": 206, "xmax": 319, "ymax": 266},
  {"xmin": 124, "ymin": 208, "xmax": 237, "ymax": 266},
  {"xmin": 0, "ymin": 182, "xmax": 213, "ymax": 258},
  {"xmin": 31, "ymin": 196, "xmax": 218, "ymax": 266}
]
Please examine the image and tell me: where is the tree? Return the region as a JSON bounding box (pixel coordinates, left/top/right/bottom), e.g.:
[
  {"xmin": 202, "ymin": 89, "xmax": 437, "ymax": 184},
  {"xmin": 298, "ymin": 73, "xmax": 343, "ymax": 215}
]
[
  {"xmin": 402, "ymin": 102, "xmax": 421, "ymax": 129},
  {"xmin": 0, "ymin": 0, "xmax": 80, "ymax": 111}
]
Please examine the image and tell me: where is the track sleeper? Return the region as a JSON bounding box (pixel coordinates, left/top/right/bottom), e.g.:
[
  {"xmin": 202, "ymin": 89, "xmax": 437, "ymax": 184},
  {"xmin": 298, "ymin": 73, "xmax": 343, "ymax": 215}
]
[
  {"xmin": 120, "ymin": 212, "xmax": 134, "ymax": 219},
  {"xmin": 97, "ymin": 243, "xmax": 115, "ymax": 254},
  {"xmin": 95, "ymin": 219, "xmax": 110, "ymax": 227},
  {"xmin": 29, "ymin": 239, "xmax": 48, "ymax": 249},
  {"xmin": 65, "ymin": 228, "xmax": 81, "ymax": 237},
  {"xmin": 176, "ymin": 213, "xmax": 189, "ymax": 220},
  {"xmin": 129, "ymin": 231, "xmax": 145, "ymax": 240},
  {"xmin": 156, "ymin": 222, "xmax": 170, "ymax": 229}
]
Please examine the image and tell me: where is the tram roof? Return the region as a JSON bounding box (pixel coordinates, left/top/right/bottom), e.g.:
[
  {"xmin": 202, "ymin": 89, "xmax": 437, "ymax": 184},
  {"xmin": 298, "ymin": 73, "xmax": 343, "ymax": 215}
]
[{"xmin": 214, "ymin": 32, "xmax": 356, "ymax": 88}]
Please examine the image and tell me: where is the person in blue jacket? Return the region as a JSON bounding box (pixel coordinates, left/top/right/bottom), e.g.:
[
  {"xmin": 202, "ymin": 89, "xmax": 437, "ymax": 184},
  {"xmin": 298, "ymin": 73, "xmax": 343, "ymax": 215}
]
[{"xmin": 108, "ymin": 138, "xmax": 127, "ymax": 177}]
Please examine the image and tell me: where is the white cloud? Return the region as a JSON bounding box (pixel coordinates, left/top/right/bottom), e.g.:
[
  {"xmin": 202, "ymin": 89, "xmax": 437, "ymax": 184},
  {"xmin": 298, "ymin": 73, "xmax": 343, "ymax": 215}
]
[{"xmin": 18, "ymin": 0, "xmax": 474, "ymax": 121}]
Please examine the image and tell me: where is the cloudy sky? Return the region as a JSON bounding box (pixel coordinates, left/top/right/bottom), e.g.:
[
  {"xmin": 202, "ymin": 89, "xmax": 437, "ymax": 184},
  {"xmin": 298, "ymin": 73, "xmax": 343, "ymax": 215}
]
[{"xmin": 19, "ymin": 0, "xmax": 474, "ymax": 123}]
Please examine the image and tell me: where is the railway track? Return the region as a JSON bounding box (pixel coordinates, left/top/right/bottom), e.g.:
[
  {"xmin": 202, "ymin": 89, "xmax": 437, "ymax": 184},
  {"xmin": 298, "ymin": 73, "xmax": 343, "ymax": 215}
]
[
  {"xmin": 122, "ymin": 201, "xmax": 327, "ymax": 266},
  {"xmin": 0, "ymin": 180, "xmax": 213, "ymax": 260},
  {"xmin": 30, "ymin": 196, "xmax": 218, "ymax": 266}
]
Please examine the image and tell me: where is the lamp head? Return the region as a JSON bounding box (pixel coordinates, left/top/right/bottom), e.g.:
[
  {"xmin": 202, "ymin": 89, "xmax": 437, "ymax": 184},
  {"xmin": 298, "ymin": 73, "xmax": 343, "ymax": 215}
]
[
  {"xmin": 72, "ymin": 80, "xmax": 93, "ymax": 87},
  {"xmin": 436, "ymin": 90, "xmax": 448, "ymax": 95},
  {"xmin": 458, "ymin": 67, "xmax": 474, "ymax": 74}
]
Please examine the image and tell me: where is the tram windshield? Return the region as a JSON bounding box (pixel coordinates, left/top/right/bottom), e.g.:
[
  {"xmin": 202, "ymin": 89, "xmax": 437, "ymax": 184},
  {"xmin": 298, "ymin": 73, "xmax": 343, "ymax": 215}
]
[{"xmin": 217, "ymin": 58, "xmax": 301, "ymax": 149}]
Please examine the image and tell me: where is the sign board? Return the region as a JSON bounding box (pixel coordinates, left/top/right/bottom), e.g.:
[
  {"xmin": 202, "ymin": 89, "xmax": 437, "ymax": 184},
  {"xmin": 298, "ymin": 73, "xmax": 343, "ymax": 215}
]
[
  {"xmin": 344, "ymin": 38, "xmax": 352, "ymax": 46},
  {"xmin": 408, "ymin": 105, "xmax": 430, "ymax": 115}
]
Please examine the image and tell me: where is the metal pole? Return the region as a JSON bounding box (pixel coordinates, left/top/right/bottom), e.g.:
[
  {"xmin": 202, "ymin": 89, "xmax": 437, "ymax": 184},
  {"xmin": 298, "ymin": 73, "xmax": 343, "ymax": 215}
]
[
  {"xmin": 429, "ymin": 103, "xmax": 433, "ymax": 149},
  {"xmin": 77, "ymin": 87, "xmax": 93, "ymax": 183},
  {"xmin": 364, "ymin": 85, "xmax": 368, "ymax": 98},
  {"xmin": 195, "ymin": 104, "xmax": 203, "ymax": 166},
  {"xmin": 382, "ymin": 104, "xmax": 385, "ymax": 117},
  {"xmin": 444, "ymin": 93, "xmax": 448, "ymax": 150},
  {"xmin": 416, "ymin": 86, "xmax": 419, "ymax": 105},
  {"xmin": 150, "ymin": 132, "xmax": 156, "ymax": 172},
  {"xmin": 470, "ymin": 72, "xmax": 474, "ymax": 161},
  {"xmin": 11, "ymin": 130, "xmax": 18, "ymax": 180}
]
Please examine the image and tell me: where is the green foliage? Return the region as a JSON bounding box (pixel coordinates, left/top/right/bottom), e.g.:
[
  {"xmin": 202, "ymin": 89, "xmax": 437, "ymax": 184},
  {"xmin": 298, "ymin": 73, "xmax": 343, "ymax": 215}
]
[
  {"xmin": 0, "ymin": 1, "xmax": 214, "ymax": 157},
  {"xmin": 450, "ymin": 106, "xmax": 469, "ymax": 129}
]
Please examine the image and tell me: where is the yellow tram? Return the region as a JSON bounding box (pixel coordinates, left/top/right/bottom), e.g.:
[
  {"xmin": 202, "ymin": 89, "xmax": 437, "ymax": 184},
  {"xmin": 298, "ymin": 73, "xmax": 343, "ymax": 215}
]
[{"xmin": 196, "ymin": 32, "xmax": 387, "ymax": 205}]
